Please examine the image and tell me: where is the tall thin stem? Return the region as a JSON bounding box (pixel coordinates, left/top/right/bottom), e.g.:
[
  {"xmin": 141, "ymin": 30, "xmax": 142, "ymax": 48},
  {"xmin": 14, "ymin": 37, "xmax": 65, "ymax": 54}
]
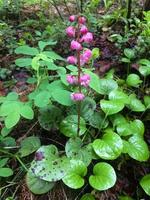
[{"xmin": 77, "ymin": 17, "xmax": 82, "ymax": 136}]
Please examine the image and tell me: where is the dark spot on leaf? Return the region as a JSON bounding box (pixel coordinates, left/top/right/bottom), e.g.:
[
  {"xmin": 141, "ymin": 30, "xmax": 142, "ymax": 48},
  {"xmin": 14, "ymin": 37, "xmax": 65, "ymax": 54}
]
[
  {"xmin": 53, "ymin": 161, "xmax": 58, "ymax": 165},
  {"xmin": 35, "ymin": 151, "xmax": 45, "ymax": 161}
]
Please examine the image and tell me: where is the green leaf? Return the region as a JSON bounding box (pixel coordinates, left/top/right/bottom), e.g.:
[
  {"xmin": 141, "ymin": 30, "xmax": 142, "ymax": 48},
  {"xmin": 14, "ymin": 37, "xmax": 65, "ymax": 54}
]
[
  {"xmin": 38, "ymin": 40, "xmax": 57, "ymax": 51},
  {"xmin": 19, "ymin": 136, "xmax": 41, "ymax": 157},
  {"xmin": 6, "ymin": 92, "xmax": 18, "ymax": 101},
  {"xmin": 92, "ymin": 48, "xmax": 100, "ymax": 59},
  {"xmin": 5, "ymin": 111, "xmax": 20, "ymax": 129},
  {"xmin": 139, "ymin": 59, "xmax": 150, "ymax": 77},
  {"xmin": 140, "ymin": 174, "xmax": 150, "ymax": 196},
  {"xmin": 144, "ymin": 96, "xmax": 150, "ymax": 109},
  {"xmin": 89, "ymin": 112, "xmax": 109, "ymax": 129},
  {"xmin": 99, "ymin": 79, "xmax": 118, "ymax": 95},
  {"xmin": 15, "ymin": 58, "xmax": 32, "ymax": 67},
  {"xmin": 126, "ymin": 74, "xmax": 142, "ymax": 87},
  {"xmin": 15, "ymin": 45, "xmax": 39, "ymax": 55},
  {"xmin": 26, "ymin": 172, "xmax": 55, "ymax": 194},
  {"xmin": 128, "ymin": 94, "xmax": 145, "ymax": 112},
  {"xmin": 84, "ymin": 70, "xmax": 100, "ymax": 93},
  {"xmin": 0, "ymin": 101, "xmax": 20, "ymax": 117},
  {"xmin": 20, "ymin": 105, "xmax": 34, "ymax": 119},
  {"xmin": 38, "ymin": 105, "xmax": 62, "ymax": 131},
  {"xmin": 34, "ymin": 91, "xmax": 51, "ymax": 107},
  {"xmin": 110, "ymin": 113, "xmax": 127, "ymax": 127},
  {"xmin": 109, "ymin": 89, "xmax": 129, "ymax": 104},
  {"xmin": 29, "ymin": 145, "xmax": 70, "ymax": 182},
  {"xmin": 100, "ymin": 100, "xmax": 124, "ymax": 115},
  {"xmin": 89, "ymin": 162, "xmax": 116, "ymax": 190},
  {"xmin": 0, "ymin": 168, "xmax": 13, "ymax": 177},
  {"xmin": 81, "ymin": 194, "xmax": 95, "ymax": 200},
  {"xmin": 62, "ymin": 160, "xmax": 87, "ymax": 189},
  {"xmin": 60, "ymin": 115, "xmax": 87, "ymax": 137},
  {"xmin": 1, "ymin": 127, "xmax": 12, "ymax": 137},
  {"xmin": 80, "ymin": 97, "xmax": 96, "ymax": 121},
  {"xmin": 121, "ymin": 57, "xmax": 130, "ymax": 63},
  {"xmin": 51, "ymin": 89, "xmax": 73, "ymax": 106},
  {"xmin": 124, "ymin": 135, "xmax": 149, "ymax": 161},
  {"xmin": 65, "ymin": 137, "xmax": 92, "ymax": 166},
  {"xmin": 119, "ymin": 196, "xmax": 134, "ymax": 200},
  {"xmin": 92, "ymin": 131, "xmax": 123, "ymax": 160},
  {"xmin": 0, "ymin": 158, "xmax": 9, "ymax": 168},
  {"xmin": 43, "ymin": 51, "xmax": 64, "ymax": 61},
  {"xmin": 124, "ymin": 48, "xmax": 135, "ymax": 59}
]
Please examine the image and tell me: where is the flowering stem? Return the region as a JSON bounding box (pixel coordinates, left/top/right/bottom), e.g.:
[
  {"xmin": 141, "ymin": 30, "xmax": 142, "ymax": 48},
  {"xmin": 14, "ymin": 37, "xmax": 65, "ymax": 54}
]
[{"xmin": 77, "ymin": 18, "xmax": 82, "ymax": 136}]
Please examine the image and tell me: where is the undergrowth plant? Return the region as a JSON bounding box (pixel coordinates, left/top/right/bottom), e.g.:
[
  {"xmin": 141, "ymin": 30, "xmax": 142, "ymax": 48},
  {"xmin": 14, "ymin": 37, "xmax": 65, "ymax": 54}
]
[{"xmin": 0, "ymin": 14, "xmax": 150, "ymax": 199}]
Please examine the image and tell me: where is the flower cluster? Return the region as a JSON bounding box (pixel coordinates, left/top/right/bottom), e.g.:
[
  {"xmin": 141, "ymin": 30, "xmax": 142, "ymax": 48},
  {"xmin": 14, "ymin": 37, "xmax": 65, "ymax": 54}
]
[{"xmin": 66, "ymin": 15, "xmax": 93, "ymax": 101}]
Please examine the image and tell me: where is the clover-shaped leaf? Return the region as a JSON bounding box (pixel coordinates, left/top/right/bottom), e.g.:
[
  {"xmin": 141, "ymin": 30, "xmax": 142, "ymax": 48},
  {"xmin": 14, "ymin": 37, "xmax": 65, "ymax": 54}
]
[{"xmin": 89, "ymin": 162, "xmax": 116, "ymax": 190}]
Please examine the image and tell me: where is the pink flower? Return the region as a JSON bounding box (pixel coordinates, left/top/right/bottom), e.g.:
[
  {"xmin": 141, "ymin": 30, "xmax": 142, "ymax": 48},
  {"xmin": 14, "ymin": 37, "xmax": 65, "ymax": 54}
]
[
  {"xmin": 67, "ymin": 56, "xmax": 77, "ymax": 64},
  {"xmin": 80, "ymin": 54, "xmax": 86, "ymax": 66},
  {"xmin": 80, "ymin": 74, "xmax": 90, "ymax": 87},
  {"xmin": 78, "ymin": 16, "xmax": 86, "ymax": 24},
  {"xmin": 66, "ymin": 75, "xmax": 77, "ymax": 84},
  {"xmin": 71, "ymin": 92, "xmax": 85, "ymax": 101},
  {"xmin": 71, "ymin": 40, "xmax": 82, "ymax": 51},
  {"xmin": 69, "ymin": 15, "xmax": 75, "ymax": 22},
  {"xmin": 82, "ymin": 32, "xmax": 93, "ymax": 43},
  {"xmin": 80, "ymin": 25, "xmax": 88, "ymax": 35},
  {"xmin": 66, "ymin": 26, "xmax": 75, "ymax": 37},
  {"xmin": 83, "ymin": 49, "xmax": 92, "ymax": 62}
]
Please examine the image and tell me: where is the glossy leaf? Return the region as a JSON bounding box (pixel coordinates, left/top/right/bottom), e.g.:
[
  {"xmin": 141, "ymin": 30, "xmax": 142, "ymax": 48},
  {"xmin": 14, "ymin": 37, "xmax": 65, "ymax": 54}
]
[
  {"xmin": 140, "ymin": 174, "xmax": 150, "ymax": 196},
  {"xmin": 100, "ymin": 100, "xmax": 124, "ymax": 115},
  {"xmin": 99, "ymin": 79, "xmax": 118, "ymax": 95}
]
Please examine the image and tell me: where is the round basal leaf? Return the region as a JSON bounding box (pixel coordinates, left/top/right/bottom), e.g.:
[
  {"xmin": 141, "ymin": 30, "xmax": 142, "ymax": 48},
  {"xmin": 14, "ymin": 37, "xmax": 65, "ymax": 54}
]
[
  {"xmin": 5, "ymin": 111, "xmax": 20, "ymax": 129},
  {"xmin": 34, "ymin": 91, "xmax": 51, "ymax": 108},
  {"xmin": 60, "ymin": 115, "xmax": 87, "ymax": 137},
  {"xmin": 26, "ymin": 172, "xmax": 55, "ymax": 194},
  {"xmin": 144, "ymin": 96, "xmax": 150, "ymax": 109},
  {"xmin": 51, "ymin": 89, "xmax": 73, "ymax": 106},
  {"xmin": 62, "ymin": 160, "xmax": 87, "ymax": 189},
  {"xmin": 0, "ymin": 168, "xmax": 13, "ymax": 177},
  {"xmin": 110, "ymin": 114, "xmax": 127, "ymax": 127},
  {"xmin": 100, "ymin": 100, "xmax": 124, "ymax": 115},
  {"xmin": 109, "ymin": 90, "xmax": 129, "ymax": 104},
  {"xmin": 38, "ymin": 105, "xmax": 62, "ymax": 131},
  {"xmin": 126, "ymin": 74, "xmax": 142, "ymax": 87},
  {"xmin": 19, "ymin": 136, "xmax": 41, "ymax": 157},
  {"xmin": 89, "ymin": 162, "xmax": 116, "ymax": 190},
  {"xmin": 92, "ymin": 131, "xmax": 123, "ymax": 160},
  {"xmin": 116, "ymin": 119, "xmax": 144, "ymax": 137},
  {"xmin": 80, "ymin": 97, "xmax": 96, "ymax": 121},
  {"xmin": 20, "ymin": 105, "xmax": 34, "ymax": 119},
  {"xmin": 128, "ymin": 94, "xmax": 145, "ymax": 112},
  {"xmin": 99, "ymin": 79, "xmax": 118, "ymax": 95},
  {"xmin": 89, "ymin": 111, "xmax": 109, "ymax": 129},
  {"xmin": 1, "ymin": 127, "xmax": 12, "ymax": 137},
  {"xmin": 0, "ymin": 101, "xmax": 20, "ymax": 117},
  {"xmin": 140, "ymin": 174, "xmax": 150, "ymax": 196},
  {"xmin": 30, "ymin": 145, "xmax": 70, "ymax": 182},
  {"xmin": 139, "ymin": 66, "xmax": 150, "ymax": 77},
  {"xmin": 124, "ymin": 48, "xmax": 135, "ymax": 59},
  {"xmin": 125, "ymin": 135, "xmax": 149, "ymax": 161},
  {"xmin": 65, "ymin": 137, "xmax": 92, "ymax": 166},
  {"xmin": 81, "ymin": 193, "xmax": 95, "ymax": 200},
  {"xmin": 6, "ymin": 92, "xmax": 18, "ymax": 101}
]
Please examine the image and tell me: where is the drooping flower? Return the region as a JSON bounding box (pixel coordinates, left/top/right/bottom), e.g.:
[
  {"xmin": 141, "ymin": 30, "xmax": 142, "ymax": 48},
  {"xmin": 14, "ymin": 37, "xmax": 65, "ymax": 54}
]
[
  {"xmin": 71, "ymin": 40, "xmax": 82, "ymax": 51},
  {"xmin": 71, "ymin": 92, "xmax": 85, "ymax": 101},
  {"xmin": 66, "ymin": 75, "xmax": 77, "ymax": 85},
  {"xmin": 80, "ymin": 25, "xmax": 88, "ymax": 35},
  {"xmin": 69, "ymin": 15, "xmax": 76, "ymax": 22},
  {"xmin": 82, "ymin": 32, "xmax": 93, "ymax": 43},
  {"xmin": 83, "ymin": 49, "xmax": 92, "ymax": 62},
  {"xmin": 80, "ymin": 74, "xmax": 91, "ymax": 87},
  {"xmin": 67, "ymin": 56, "xmax": 77, "ymax": 64},
  {"xmin": 78, "ymin": 16, "xmax": 86, "ymax": 24},
  {"xmin": 66, "ymin": 26, "xmax": 75, "ymax": 37}
]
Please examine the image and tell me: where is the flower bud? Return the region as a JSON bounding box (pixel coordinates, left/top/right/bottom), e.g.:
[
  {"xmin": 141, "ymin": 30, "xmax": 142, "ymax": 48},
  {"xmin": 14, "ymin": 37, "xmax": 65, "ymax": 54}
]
[
  {"xmin": 71, "ymin": 40, "xmax": 82, "ymax": 51},
  {"xmin": 83, "ymin": 49, "xmax": 92, "ymax": 61},
  {"xmin": 67, "ymin": 56, "xmax": 77, "ymax": 64},
  {"xmin": 66, "ymin": 26, "xmax": 75, "ymax": 37},
  {"xmin": 66, "ymin": 75, "xmax": 77, "ymax": 85},
  {"xmin": 82, "ymin": 32, "xmax": 93, "ymax": 43},
  {"xmin": 78, "ymin": 16, "xmax": 86, "ymax": 24},
  {"xmin": 80, "ymin": 25, "xmax": 88, "ymax": 35},
  {"xmin": 80, "ymin": 74, "xmax": 90, "ymax": 87},
  {"xmin": 69, "ymin": 15, "xmax": 75, "ymax": 22},
  {"xmin": 71, "ymin": 92, "xmax": 85, "ymax": 101}
]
